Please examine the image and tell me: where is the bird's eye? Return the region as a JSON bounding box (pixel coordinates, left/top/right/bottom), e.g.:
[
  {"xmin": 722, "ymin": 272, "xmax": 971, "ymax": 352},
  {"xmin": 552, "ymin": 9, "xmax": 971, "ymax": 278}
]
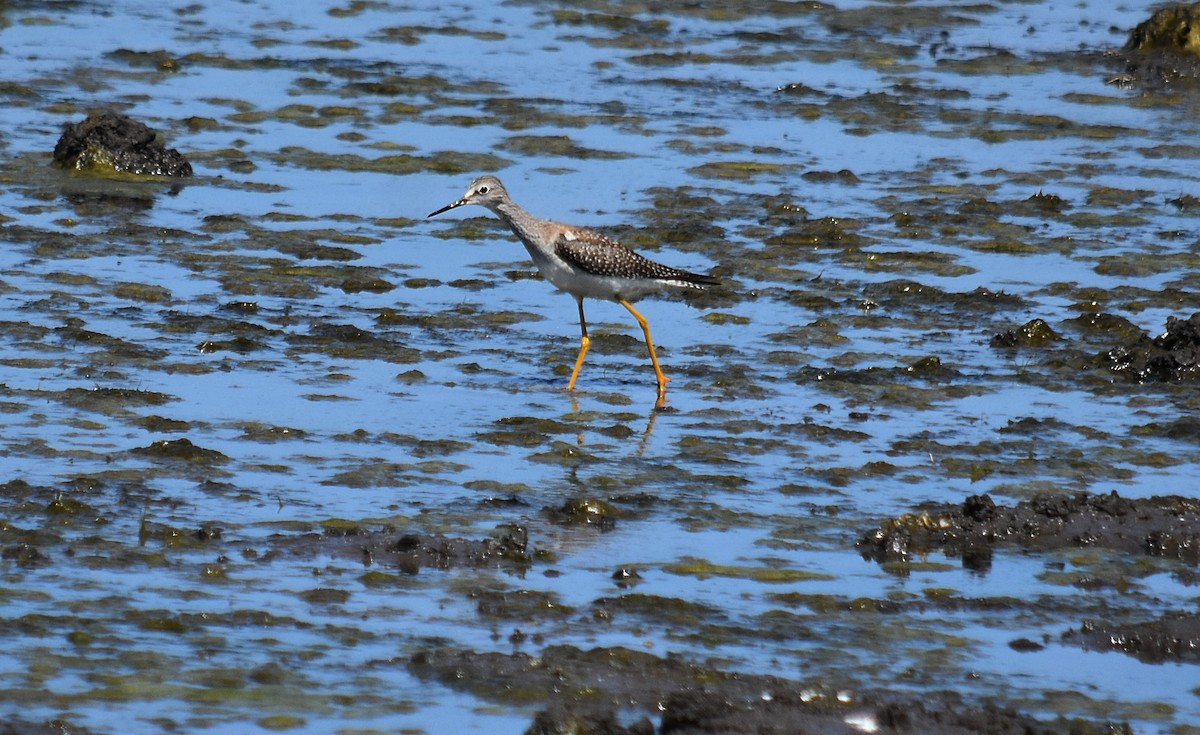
[{"xmin": 477, "ymin": 185, "xmax": 490, "ymax": 194}]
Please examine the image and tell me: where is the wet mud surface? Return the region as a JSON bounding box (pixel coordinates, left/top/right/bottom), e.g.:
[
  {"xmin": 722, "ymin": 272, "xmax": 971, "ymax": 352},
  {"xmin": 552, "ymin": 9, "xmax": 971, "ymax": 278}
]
[
  {"xmin": 994, "ymin": 311, "xmax": 1200, "ymax": 383},
  {"xmin": 2, "ymin": 0, "xmax": 1200, "ymax": 733},
  {"xmin": 263, "ymin": 523, "xmax": 534, "ymax": 574},
  {"xmin": 859, "ymin": 491, "xmax": 1200, "ymax": 566},
  {"xmin": 411, "ymin": 645, "xmax": 1130, "ymax": 735},
  {"xmin": 1063, "ymin": 612, "xmax": 1200, "ymax": 666},
  {"xmin": 0, "ymin": 721, "xmax": 100, "ymax": 735}
]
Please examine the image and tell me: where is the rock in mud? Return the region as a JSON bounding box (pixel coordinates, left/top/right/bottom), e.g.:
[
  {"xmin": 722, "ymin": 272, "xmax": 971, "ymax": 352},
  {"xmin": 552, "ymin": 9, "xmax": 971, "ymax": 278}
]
[
  {"xmin": 858, "ymin": 491, "xmax": 1200, "ymax": 565},
  {"xmin": 53, "ymin": 110, "xmax": 193, "ymax": 177}
]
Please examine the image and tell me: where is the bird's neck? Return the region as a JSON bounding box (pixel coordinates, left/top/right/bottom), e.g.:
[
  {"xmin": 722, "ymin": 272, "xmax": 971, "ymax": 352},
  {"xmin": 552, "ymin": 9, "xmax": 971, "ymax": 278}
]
[{"xmin": 492, "ymin": 200, "xmax": 539, "ymax": 244}]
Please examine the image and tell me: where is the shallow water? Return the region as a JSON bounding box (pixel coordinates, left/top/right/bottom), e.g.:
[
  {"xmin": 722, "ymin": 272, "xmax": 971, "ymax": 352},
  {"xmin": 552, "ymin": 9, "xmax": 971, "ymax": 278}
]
[{"xmin": 1, "ymin": 0, "xmax": 1199, "ymax": 733}]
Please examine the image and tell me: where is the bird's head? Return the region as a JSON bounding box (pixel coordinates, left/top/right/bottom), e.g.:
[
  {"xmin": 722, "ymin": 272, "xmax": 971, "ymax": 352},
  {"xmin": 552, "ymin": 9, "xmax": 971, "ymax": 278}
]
[{"xmin": 428, "ymin": 175, "xmax": 508, "ymax": 217}]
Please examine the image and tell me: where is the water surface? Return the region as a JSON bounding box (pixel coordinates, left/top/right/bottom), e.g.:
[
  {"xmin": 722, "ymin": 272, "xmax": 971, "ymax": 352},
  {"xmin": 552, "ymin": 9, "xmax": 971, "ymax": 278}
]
[{"xmin": 1, "ymin": 1, "xmax": 1197, "ymax": 733}]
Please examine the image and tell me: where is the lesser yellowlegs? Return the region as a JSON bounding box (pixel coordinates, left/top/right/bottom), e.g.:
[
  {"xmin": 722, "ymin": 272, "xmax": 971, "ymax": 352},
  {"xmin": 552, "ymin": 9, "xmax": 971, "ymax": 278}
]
[{"xmin": 428, "ymin": 175, "xmax": 718, "ymax": 406}]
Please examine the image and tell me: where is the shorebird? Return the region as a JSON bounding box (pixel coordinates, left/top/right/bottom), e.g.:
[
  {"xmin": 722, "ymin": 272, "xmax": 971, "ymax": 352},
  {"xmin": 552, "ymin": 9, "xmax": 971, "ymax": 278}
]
[{"xmin": 428, "ymin": 175, "xmax": 718, "ymax": 407}]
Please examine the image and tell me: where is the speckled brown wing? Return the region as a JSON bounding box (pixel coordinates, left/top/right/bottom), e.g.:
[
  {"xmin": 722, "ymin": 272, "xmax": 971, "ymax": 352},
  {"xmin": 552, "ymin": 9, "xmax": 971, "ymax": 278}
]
[{"xmin": 553, "ymin": 229, "xmax": 717, "ymax": 285}]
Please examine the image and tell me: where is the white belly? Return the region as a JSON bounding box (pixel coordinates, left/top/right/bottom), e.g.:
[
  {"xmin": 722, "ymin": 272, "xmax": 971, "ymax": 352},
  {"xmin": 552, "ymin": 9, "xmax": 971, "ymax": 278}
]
[{"xmin": 530, "ymin": 250, "xmax": 667, "ymax": 301}]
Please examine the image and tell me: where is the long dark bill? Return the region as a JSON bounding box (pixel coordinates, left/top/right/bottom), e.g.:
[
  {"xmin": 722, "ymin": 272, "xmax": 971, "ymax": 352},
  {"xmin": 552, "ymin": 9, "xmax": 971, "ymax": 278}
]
[{"xmin": 428, "ymin": 199, "xmax": 467, "ymax": 217}]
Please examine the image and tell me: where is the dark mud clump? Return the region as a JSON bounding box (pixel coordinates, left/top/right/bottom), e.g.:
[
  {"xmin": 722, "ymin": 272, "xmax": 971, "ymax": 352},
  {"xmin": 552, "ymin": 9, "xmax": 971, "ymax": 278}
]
[
  {"xmin": 0, "ymin": 718, "xmax": 101, "ymax": 735},
  {"xmin": 263, "ymin": 523, "xmax": 531, "ymax": 573},
  {"xmin": 407, "ymin": 645, "xmax": 1129, "ymax": 735},
  {"xmin": 992, "ymin": 312, "xmax": 1200, "ymax": 383},
  {"xmin": 1111, "ymin": 3, "xmax": 1200, "ymax": 88},
  {"xmin": 990, "ymin": 317, "xmax": 1061, "ymax": 348},
  {"xmin": 130, "ymin": 437, "xmax": 229, "ymax": 463},
  {"xmin": 858, "ymin": 491, "xmax": 1200, "ymax": 566},
  {"xmin": 53, "ymin": 110, "xmax": 193, "ymax": 177},
  {"xmin": 1063, "ymin": 611, "xmax": 1200, "ymax": 664},
  {"xmin": 527, "ymin": 705, "xmax": 652, "ymax": 735},
  {"xmin": 1102, "ymin": 312, "xmax": 1200, "ymax": 382},
  {"xmin": 544, "ymin": 495, "xmax": 620, "ymax": 530},
  {"xmin": 1126, "ymin": 3, "xmax": 1200, "ymax": 55}
]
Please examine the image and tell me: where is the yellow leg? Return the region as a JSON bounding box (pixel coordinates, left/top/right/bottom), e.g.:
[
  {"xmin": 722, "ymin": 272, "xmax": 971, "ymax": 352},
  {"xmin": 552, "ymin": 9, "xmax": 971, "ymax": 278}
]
[
  {"xmin": 619, "ymin": 298, "xmax": 669, "ymax": 406},
  {"xmin": 566, "ymin": 298, "xmax": 590, "ymax": 391}
]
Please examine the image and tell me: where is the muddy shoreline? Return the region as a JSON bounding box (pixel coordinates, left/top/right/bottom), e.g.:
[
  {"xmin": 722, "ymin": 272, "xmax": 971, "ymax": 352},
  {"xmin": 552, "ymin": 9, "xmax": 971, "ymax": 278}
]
[{"xmin": 407, "ymin": 643, "xmax": 1133, "ymax": 735}]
